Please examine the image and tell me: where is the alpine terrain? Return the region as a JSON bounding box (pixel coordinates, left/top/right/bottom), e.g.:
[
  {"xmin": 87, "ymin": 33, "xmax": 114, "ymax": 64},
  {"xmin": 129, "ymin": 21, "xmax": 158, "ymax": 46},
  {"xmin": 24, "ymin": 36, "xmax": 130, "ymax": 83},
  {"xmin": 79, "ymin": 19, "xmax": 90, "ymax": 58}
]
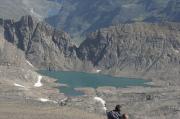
[{"xmin": 0, "ymin": 0, "xmax": 180, "ymax": 119}]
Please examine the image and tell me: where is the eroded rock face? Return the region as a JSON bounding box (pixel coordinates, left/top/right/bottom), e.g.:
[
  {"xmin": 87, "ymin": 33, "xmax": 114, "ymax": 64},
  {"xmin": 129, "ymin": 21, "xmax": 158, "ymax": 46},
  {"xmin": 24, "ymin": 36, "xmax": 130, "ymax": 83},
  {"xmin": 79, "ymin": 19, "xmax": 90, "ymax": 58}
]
[
  {"xmin": 1, "ymin": 15, "xmax": 84, "ymax": 70},
  {"xmin": 2, "ymin": 15, "xmax": 180, "ymax": 77},
  {"xmin": 0, "ymin": 28, "xmax": 27, "ymax": 67},
  {"xmin": 77, "ymin": 23, "xmax": 180, "ymax": 75}
]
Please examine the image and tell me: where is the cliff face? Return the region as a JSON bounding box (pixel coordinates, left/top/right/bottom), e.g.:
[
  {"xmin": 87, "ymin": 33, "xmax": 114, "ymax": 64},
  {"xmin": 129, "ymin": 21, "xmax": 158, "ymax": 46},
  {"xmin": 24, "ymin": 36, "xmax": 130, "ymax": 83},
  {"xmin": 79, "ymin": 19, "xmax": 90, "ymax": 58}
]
[
  {"xmin": 0, "ymin": 26, "xmax": 27, "ymax": 67},
  {"xmin": 0, "ymin": 16, "xmax": 66, "ymax": 105},
  {"xmin": 77, "ymin": 23, "xmax": 180, "ymax": 75},
  {"xmin": 2, "ymin": 15, "xmax": 180, "ymax": 77},
  {"xmin": 0, "ymin": 16, "xmax": 84, "ymax": 71}
]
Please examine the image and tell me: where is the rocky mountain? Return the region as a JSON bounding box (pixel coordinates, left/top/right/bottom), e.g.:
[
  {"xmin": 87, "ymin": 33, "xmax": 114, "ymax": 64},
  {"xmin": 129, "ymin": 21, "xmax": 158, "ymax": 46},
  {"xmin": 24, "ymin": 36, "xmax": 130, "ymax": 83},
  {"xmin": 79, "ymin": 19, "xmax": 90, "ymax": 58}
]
[
  {"xmin": 1, "ymin": 1, "xmax": 180, "ymax": 119},
  {"xmin": 0, "ymin": 15, "xmax": 87, "ymax": 71},
  {"xmin": 0, "ymin": 0, "xmax": 61, "ymax": 20},
  {"xmin": 77, "ymin": 22, "xmax": 180, "ymax": 76},
  {"xmin": 0, "ymin": 27, "xmax": 27, "ymax": 68},
  {"xmin": 1, "ymin": 15, "xmax": 180, "ymax": 77},
  {"xmin": 46, "ymin": 0, "xmax": 180, "ymax": 37}
]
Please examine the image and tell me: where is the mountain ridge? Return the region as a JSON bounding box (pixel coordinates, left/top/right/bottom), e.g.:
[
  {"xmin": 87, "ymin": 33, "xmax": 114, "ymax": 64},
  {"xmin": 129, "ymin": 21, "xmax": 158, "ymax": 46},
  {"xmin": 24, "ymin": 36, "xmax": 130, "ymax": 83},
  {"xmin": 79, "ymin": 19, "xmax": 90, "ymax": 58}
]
[
  {"xmin": 0, "ymin": 15, "xmax": 90, "ymax": 71},
  {"xmin": 77, "ymin": 22, "xmax": 180, "ymax": 77},
  {"xmin": 1, "ymin": 15, "xmax": 180, "ymax": 78},
  {"xmin": 0, "ymin": 0, "xmax": 61, "ymax": 20},
  {"xmin": 46, "ymin": 0, "xmax": 180, "ymax": 37}
]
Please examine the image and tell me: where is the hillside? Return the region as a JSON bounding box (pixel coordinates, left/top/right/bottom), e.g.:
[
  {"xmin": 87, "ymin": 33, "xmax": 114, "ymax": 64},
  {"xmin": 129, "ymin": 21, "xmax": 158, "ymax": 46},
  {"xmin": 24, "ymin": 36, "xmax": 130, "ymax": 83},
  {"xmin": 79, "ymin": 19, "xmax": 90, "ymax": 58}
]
[
  {"xmin": 1, "ymin": 15, "xmax": 180, "ymax": 119},
  {"xmin": 1, "ymin": 0, "xmax": 180, "ymax": 119},
  {"xmin": 2, "ymin": 15, "xmax": 180, "ymax": 78},
  {"xmin": 0, "ymin": 15, "xmax": 87, "ymax": 71},
  {"xmin": 0, "ymin": 26, "xmax": 104, "ymax": 119},
  {"xmin": 46, "ymin": 0, "xmax": 180, "ymax": 37},
  {"xmin": 77, "ymin": 22, "xmax": 180, "ymax": 78},
  {"xmin": 0, "ymin": 0, "xmax": 61, "ymax": 20}
]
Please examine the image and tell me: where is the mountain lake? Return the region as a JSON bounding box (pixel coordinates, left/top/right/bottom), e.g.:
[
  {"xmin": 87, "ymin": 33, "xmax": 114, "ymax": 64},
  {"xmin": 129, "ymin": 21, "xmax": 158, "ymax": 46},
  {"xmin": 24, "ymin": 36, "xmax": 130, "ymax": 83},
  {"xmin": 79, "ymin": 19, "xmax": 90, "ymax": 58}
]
[{"xmin": 39, "ymin": 71, "xmax": 149, "ymax": 96}]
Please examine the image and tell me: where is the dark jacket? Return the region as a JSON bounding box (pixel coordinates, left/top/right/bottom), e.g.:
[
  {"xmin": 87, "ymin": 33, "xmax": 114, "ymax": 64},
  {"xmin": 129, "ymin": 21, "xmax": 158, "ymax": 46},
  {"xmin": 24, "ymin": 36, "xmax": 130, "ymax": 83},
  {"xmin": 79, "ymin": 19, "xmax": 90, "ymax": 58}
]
[{"xmin": 107, "ymin": 110, "xmax": 122, "ymax": 119}]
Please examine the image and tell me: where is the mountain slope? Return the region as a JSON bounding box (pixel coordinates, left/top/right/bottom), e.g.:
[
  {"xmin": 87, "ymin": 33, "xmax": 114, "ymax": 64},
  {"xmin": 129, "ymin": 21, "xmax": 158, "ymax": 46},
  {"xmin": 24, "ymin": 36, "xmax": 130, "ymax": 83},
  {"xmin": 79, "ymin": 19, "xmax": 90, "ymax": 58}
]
[
  {"xmin": 1, "ymin": 15, "xmax": 86, "ymax": 71},
  {"xmin": 0, "ymin": 0, "xmax": 61, "ymax": 20},
  {"xmin": 77, "ymin": 22, "xmax": 180, "ymax": 76},
  {"xmin": 46, "ymin": 0, "xmax": 180, "ymax": 37},
  {"xmin": 2, "ymin": 15, "xmax": 180, "ymax": 77}
]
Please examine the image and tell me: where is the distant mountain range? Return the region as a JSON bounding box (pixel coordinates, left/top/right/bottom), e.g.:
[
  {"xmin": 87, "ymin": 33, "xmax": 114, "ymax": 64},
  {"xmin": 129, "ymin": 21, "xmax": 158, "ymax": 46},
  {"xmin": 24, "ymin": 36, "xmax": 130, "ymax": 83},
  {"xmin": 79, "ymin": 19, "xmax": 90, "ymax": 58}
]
[
  {"xmin": 0, "ymin": 0, "xmax": 61, "ymax": 20},
  {"xmin": 46, "ymin": 0, "xmax": 180, "ymax": 37},
  {"xmin": 0, "ymin": 0, "xmax": 180, "ymax": 77},
  {"xmin": 0, "ymin": 0, "xmax": 180, "ymax": 38}
]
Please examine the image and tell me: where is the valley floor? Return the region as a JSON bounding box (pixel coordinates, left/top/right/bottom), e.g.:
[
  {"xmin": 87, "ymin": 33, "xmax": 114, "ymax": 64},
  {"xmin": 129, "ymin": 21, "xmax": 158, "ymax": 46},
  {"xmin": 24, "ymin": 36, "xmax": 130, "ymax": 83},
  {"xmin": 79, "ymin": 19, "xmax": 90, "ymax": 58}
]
[
  {"xmin": 0, "ymin": 66, "xmax": 180, "ymax": 119},
  {"xmin": 0, "ymin": 100, "xmax": 104, "ymax": 119}
]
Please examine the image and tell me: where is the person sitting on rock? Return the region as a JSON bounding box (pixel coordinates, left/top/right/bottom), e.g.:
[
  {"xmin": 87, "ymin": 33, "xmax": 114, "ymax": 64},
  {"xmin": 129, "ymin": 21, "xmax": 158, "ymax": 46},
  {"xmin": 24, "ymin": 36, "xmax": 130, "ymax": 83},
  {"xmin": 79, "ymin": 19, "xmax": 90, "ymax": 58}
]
[{"xmin": 107, "ymin": 105, "xmax": 122, "ymax": 119}]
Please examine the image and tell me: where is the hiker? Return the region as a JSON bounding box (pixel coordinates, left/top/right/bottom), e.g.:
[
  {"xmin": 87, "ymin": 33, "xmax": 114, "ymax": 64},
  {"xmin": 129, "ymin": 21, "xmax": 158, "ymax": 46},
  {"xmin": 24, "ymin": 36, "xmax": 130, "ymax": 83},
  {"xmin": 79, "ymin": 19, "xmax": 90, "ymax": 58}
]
[{"xmin": 107, "ymin": 105, "xmax": 122, "ymax": 119}]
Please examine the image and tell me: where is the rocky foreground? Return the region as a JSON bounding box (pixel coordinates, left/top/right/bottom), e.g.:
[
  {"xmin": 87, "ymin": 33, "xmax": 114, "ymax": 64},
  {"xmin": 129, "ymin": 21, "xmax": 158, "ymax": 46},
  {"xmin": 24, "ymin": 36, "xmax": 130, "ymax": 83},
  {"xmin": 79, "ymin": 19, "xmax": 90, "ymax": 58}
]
[
  {"xmin": 0, "ymin": 66, "xmax": 180, "ymax": 119},
  {"xmin": 68, "ymin": 83, "xmax": 180, "ymax": 119},
  {"xmin": 0, "ymin": 58, "xmax": 104, "ymax": 119}
]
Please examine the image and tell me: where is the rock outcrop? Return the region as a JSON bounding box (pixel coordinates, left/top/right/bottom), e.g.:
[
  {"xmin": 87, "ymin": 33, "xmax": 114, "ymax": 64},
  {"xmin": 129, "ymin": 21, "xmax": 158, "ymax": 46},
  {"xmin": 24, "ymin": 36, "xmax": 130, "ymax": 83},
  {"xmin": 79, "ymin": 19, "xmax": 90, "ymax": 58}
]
[
  {"xmin": 77, "ymin": 22, "xmax": 180, "ymax": 76},
  {"xmin": 0, "ymin": 25, "xmax": 28, "ymax": 68},
  {"xmin": 2, "ymin": 15, "xmax": 180, "ymax": 77},
  {"xmin": 0, "ymin": 20, "xmax": 66, "ymax": 104},
  {"xmin": 0, "ymin": 15, "xmax": 86, "ymax": 71}
]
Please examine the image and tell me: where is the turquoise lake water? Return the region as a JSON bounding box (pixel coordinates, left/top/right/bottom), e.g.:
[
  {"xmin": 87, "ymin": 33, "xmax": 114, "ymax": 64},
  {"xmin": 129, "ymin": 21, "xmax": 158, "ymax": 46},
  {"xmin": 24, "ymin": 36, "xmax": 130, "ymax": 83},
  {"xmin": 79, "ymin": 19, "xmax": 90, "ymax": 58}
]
[{"xmin": 39, "ymin": 71, "xmax": 149, "ymax": 96}]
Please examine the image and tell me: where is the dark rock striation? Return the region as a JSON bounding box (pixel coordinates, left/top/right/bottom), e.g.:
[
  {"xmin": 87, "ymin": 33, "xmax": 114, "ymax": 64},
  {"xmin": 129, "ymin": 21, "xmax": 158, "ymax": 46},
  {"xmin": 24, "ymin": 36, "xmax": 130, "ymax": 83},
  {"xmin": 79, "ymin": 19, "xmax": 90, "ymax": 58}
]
[
  {"xmin": 0, "ymin": 15, "xmax": 85, "ymax": 71},
  {"xmin": 0, "ymin": 25, "xmax": 27, "ymax": 67},
  {"xmin": 1, "ymin": 15, "xmax": 180, "ymax": 77},
  {"xmin": 77, "ymin": 22, "xmax": 180, "ymax": 76}
]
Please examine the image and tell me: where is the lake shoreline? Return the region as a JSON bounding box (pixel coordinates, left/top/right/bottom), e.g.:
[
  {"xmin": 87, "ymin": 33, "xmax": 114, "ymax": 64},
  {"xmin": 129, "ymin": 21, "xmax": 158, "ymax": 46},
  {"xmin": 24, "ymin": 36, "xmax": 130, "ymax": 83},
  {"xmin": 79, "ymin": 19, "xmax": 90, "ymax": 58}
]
[
  {"xmin": 0, "ymin": 66, "xmax": 179, "ymax": 119},
  {"xmin": 39, "ymin": 70, "xmax": 150, "ymax": 97}
]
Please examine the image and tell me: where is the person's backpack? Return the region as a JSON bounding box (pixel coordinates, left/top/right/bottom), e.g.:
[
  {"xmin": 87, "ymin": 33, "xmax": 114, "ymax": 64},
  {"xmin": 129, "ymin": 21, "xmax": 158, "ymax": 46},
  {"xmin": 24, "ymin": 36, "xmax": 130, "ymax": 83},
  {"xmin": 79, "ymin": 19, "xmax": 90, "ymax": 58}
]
[{"xmin": 107, "ymin": 110, "xmax": 122, "ymax": 119}]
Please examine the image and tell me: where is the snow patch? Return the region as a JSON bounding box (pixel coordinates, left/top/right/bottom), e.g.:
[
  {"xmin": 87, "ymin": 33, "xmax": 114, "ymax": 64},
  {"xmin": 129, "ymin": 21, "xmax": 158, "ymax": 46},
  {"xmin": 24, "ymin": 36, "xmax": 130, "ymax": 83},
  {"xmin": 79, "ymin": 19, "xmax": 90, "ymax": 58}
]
[
  {"xmin": 94, "ymin": 97, "xmax": 106, "ymax": 105},
  {"xmin": 38, "ymin": 98, "xmax": 49, "ymax": 102},
  {"xmin": 26, "ymin": 60, "xmax": 34, "ymax": 67},
  {"xmin": 96, "ymin": 70, "xmax": 101, "ymax": 73},
  {"xmin": 34, "ymin": 75, "xmax": 43, "ymax": 87},
  {"xmin": 14, "ymin": 83, "xmax": 25, "ymax": 88},
  {"xmin": 61, "ymin": 97, "xmax": 68, "ymax": 102},
  {"xmin": 38, "ymin": 98, "xmax": 57, "ymax": 103},
  {"xmin": 94, "ymin": 97, "xmax": 107, "ymax": 111}
]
